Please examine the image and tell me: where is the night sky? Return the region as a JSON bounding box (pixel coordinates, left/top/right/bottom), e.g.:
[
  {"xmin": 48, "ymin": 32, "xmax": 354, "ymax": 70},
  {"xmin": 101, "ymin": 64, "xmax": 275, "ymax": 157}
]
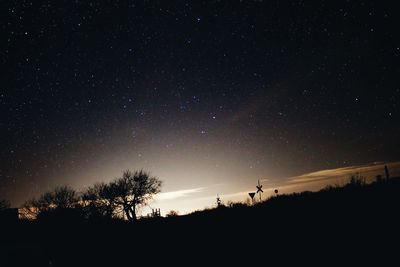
[{"xmin": 1, "ymin": 1, "xmax": 400, "ymax": 213}]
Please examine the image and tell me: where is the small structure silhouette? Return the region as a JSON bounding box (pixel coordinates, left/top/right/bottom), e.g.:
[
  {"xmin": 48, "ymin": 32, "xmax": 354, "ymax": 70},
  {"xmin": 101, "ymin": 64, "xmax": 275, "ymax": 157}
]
[
  {"xmin": 216, "ymin": 195, "xmax": 222, "ymax": 207},
  {"xmin": 152, "ymin": 208, "xmax": 161, "ymax": 217},
  {"xmin": 274, "ymin": 189, "xmax": 279, "ymax": 196},
  {"xmin": 146, "ymin": 208, "xmax": 161, "ymax": 218}
]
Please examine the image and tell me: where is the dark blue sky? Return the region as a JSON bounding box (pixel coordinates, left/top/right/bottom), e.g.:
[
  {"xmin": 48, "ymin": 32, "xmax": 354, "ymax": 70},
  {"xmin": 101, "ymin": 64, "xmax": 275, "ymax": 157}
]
[{"xmin": 1, "ymin": 1, "xmax": 399, "ymax": 209}]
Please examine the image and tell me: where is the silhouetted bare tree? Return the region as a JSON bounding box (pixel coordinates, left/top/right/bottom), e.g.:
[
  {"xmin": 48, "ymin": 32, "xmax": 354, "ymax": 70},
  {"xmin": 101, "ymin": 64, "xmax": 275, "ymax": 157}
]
[
  {"xmin": 82, "ymin": 182, "xmax": 120, "ymax": 219},
  {"xmin": 18, "ymin": 171, "xmax": 161, "ymax": 221},
  {"xmin": 112, "ymin": 170, "xmax": 162, "ymax": 221},
  {"xmin": 22, "ymin": 186, "xmax": 78, "ymax": 218}
]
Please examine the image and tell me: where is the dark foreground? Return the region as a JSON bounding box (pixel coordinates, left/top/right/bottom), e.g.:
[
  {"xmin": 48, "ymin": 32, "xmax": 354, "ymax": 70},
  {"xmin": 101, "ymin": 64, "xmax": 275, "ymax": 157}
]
[{"xmin": 2, "ymin": 178, "xmax": 400, "ymax": 266}]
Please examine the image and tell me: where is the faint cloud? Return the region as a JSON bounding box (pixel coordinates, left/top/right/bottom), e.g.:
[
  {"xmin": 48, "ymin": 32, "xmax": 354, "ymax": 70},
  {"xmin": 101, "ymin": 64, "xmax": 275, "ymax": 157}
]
[
  {"xmin": 156, "ymin": 187, "xmax": 205, "ymax": 201},
  {"xmin": 220, "ymin": 191, "xmax": 250, "ymax": 199},
  {"xmin": 217, "ymin": 161, "xmax": 400, "ymax": 204},
  {"xmin": 287, "ymin": 161, "xmax": 400, "ymax": 186}
]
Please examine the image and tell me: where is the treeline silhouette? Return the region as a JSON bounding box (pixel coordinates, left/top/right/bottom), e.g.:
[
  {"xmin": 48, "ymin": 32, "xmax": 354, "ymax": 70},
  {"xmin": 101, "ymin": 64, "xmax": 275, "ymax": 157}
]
[
  {"xmin": 1, "ymin": 175, "xmax": 399, "ymax": 266},
  {"xmin": 20, "ymin": 169, "xmax": 162, "ymax": 222}
]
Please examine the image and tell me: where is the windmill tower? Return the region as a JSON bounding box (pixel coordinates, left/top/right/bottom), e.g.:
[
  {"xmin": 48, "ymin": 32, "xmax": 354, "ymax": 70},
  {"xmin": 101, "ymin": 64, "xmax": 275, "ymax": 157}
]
[{"xmin": 256, "ymin": 180, "xmax": 263, "ymax": 202}]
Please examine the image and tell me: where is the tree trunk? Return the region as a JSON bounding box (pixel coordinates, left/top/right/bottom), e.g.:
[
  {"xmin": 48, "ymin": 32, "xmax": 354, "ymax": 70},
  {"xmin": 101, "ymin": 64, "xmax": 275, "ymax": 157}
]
[
  {"xmin": 131, "ymin": 206, "xmax": 136, "ymax": 221},
  {"xmin": 124, "ymin": 205, "xmax": 132, "ymax": 221}
]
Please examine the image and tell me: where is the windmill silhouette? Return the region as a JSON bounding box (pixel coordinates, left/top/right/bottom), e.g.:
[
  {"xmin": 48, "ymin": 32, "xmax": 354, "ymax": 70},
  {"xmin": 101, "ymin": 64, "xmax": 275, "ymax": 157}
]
[{"xmin": 256, "ymin": 180, "xmax": 263, "ymax": 202}]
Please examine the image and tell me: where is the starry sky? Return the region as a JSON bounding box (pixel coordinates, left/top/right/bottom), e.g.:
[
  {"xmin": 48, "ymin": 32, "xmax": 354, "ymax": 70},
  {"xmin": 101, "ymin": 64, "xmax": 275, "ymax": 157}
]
[{"xmin": 1, "ymin": 1, "xmax": 400, "ymax": 213}]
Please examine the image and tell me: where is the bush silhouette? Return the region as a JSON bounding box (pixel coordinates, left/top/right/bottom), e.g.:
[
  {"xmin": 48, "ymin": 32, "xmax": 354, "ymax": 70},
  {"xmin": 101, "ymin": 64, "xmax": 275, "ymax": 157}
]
[{"xmin": 166, "ymin": 210, "xmax": 179, "ymax": 217}]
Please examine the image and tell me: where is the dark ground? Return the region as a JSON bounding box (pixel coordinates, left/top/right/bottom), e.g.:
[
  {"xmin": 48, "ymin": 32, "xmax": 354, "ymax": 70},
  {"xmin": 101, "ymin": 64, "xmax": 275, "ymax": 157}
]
[{"xmin": 1, "ymin": 178, "xmax": 399, "ymax": 266}]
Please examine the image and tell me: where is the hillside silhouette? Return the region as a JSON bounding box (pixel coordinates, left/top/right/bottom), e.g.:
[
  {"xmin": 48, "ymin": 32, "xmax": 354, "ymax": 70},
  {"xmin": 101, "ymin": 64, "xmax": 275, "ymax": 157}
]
[{"xmin": 1, "ymin": 176, "xmax": 399, "ymax": 266}]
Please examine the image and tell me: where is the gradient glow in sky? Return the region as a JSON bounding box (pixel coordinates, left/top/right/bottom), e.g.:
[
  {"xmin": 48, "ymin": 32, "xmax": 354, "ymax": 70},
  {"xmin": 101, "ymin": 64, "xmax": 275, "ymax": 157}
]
[
  {"xmin": 149, "ymin": 161, "xmax": 400, "ymax": 214},
  {"xmin": 1, "ymin": 1, "xmax": 399, "ymax": 212}
]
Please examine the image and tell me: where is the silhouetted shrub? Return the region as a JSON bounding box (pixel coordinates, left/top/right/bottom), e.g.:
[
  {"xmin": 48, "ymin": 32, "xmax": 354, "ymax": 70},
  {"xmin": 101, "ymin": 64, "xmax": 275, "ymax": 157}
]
[
  {"xmin": 347, "ymin": 174, "xmax": 366, "ymax": 188},
  {"xmin": 166, "ymin": 210, "xmax": 179, "ymax": 217}
]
